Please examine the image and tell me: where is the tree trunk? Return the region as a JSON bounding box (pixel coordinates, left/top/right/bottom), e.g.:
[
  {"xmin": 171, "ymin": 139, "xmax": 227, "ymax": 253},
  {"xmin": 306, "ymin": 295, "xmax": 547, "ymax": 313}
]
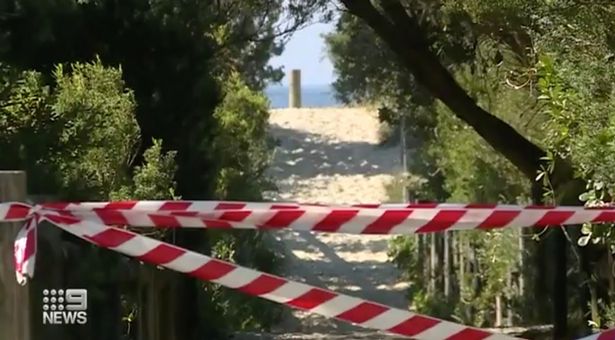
[
  {"xmin": 417, "ymin": 234, "xmax": 424, "ymax": 283},
  {"xmin": 429, "ymin": 233, "xmax": 437, "ymax": 293},
  {"xmin": 469, "ymin": 241, "xmax": 480, "ymax": 317},
  {"xmin": 459, "ymin": 235, "xmax": 465, "ymax": 296},
  {"xmin": 518, "ymin": 229, "xmax": 525, "ymax": 301},
  {"xmin": 495, "ymin": 294, "xmax": 502, "ymax": 327},
  {"xmin": 580, "ymin": 245, "xmax": 599, "ymax": 331},
  {"xmin": 608, "ymin": 249, "xmax": 615, "ymax": 309},
  {"xmin": 506, "ymin": 270, "xmax": 513, "ymax": 327},
  {"xmin": 444, "ymin": 231, "xmax": 450, "ymax": 298},
  {"xmin": 436, "ymin": 234, "xmax": 444, "ymax": 292},
  {"xmin": 469, "ymin": 242, "xmax": 482, "ymax": 301},
  {"xmin": 552, "ymin": 228, "xmax": 567, "ymax": 339},
  {"xmin": 451, "ymin": 232, "xmax": 458, "ymax": 298}
]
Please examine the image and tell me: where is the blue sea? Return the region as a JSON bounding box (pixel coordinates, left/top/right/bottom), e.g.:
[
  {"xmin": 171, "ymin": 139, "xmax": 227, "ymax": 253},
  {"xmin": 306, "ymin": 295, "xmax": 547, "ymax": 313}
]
[{"xmin": 265, "ymin": 84, "xmax": 342, "ymax": 109}]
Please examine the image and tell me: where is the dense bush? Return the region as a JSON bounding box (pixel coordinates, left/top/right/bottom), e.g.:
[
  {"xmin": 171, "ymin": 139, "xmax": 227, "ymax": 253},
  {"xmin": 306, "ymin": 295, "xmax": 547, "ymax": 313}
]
[
  {"xmin": 0, "ymin": 0, "xmax": 303, "ymax": 337},
  {"xmin": 327, "ymin": 0, "xmax": 615, "ymax": 332}
]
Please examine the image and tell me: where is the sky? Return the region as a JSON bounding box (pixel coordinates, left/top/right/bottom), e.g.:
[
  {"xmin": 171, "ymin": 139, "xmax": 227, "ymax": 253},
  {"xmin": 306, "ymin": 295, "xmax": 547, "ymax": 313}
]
[{"xmin": 268, "ymin": 22, "xmax": 336, "ymax": 87}]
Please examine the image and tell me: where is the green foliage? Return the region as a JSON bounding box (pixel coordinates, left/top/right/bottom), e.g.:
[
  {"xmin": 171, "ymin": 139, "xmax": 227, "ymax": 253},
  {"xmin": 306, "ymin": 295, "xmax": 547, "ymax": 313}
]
[
  {"xmin": 324, "ymin": 13, "xmax": 436, "ymax": 141},
  {"xmin": 0, "ymin": 0, "xmax": 223, "ymax": 197},
  {"xmin": 328, "ymin": 0, "xmax": 615, "ymax": 333},
  {"xmin": 0, "ymin": 65, "xmax": 56, "ymax": 192},
  {"xmin": 532, "ymin": 11, "xmax": 615, "ymax": 328},
  {"xmin": 430, "ymin": 99, "xmax": 530, "ymax": 204},
  {"xmin": 388, "ymin": 231, "xmax": 522, "ymax": 326},
  {"xmin": 1, "ymin": 0, "xmax": 292, "ymax": 337},
  {"xmin": 376, "ymin": 121, "xmax": 398, "ymax": 146},
  {"xmin": 0, "ymin": 60, "xmax": 140, "ymax": 199},
  {"xmin": 52, "ymin": 60, "xmax": 140, "ymax": 199},
  {"xmin": 0, "ymin": 59, "xmax": 183, "ymax": 339},
  {"xmin": 213, "ymin": 72, "xmax": 274, "ymax": 200},
  {"xmin": 537, "ymin": 53, "xmax": 615, "ymax": 197},
  {"xmin": 205, "ymin": 71, "xmax": 283, "ymax": 331},
  {"xmin": 206, "ymin": 2, "xmax": 285, "ymax": 90},
  {"xmin": 129, "ymin": 140, "xmax": 178, "ymax": 200},
  {"xmin": 461, "ymin": 230, "xmax": 521, "ymax": 326},
  {"xmin": 111, "ymin": 139, "xmax": 178, "ymax": 201},
  {"xmin": 413, "ymin": 290, "xmax": 456, "ymax": 319},
  {"xmin": 328, "ymin": 0, "xmax": 552, "ymax": 328},
  {"xmin": 388, "ymin": 235, "xmax": 420, "ymax": 278},
  {"xmin": 603, "ymin": 304, "xmax": 615, "ymax": 329},
  {"xmin": 433, "ymin": 22, "xmax": 544, "ymax": 203},
  {"xmin": 209, "ymin": 230, "xmax": 283, "ymax": 331}
]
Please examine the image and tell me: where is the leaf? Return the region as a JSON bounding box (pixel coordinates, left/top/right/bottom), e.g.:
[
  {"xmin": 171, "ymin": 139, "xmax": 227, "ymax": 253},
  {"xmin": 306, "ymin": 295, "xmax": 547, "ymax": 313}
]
[
  {"xmin": 536, "ymin": 171, "xmax": 545, "ymax": 181},
  {"xmin": 578, "ymin": 235, "xmax": 591, "ymax": 247}
]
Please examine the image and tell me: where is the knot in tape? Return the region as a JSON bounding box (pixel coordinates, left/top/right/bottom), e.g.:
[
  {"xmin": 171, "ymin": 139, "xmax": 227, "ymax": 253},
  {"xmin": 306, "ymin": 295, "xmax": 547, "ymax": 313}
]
[
  {"xmin": 1, "ymin": 202, "xmax": 37, "ymax": 221},
  {"xmin": 0, "ymin": 202, "xmax": 40, "ymax": 285}
]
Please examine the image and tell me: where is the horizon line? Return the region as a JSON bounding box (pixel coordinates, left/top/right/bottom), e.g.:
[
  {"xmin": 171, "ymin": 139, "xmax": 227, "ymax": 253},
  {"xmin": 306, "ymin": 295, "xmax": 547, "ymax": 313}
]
[{"xmin": 266, "ymin": 83, "xmax": 334, "ymax": 87}]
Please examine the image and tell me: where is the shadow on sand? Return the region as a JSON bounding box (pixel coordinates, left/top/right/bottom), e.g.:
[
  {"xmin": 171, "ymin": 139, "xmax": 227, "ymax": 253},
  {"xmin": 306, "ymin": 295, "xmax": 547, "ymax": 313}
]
[{"xmin": 267, "ymin": 124, "xmax": 400, "ymax": 181}]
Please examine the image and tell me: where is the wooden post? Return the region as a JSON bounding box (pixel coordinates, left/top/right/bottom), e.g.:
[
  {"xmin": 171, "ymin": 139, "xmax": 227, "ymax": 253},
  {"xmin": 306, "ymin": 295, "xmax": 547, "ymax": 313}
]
[
  {"xmin": 400, "ymin": 113, "xmax": 408, "ymax": 202},
  {"xmin": 429, "ymin": 234, "xmax": 436, "ymax": 293},
  {"xmin": 518, "ymin": 229, "xmax": 525, "ymax": 299},
  {"xmin": 506, "ymin": 271, "xmax": 513, "ymax": 326},
  {"xmin": 495, "ymin": 294, "xmax": 503, "ymax": 327},
  {"xmin": 0, "ymin": 171, "xmax": 30, "ymax": 340},
  {"xmin": 451, "ymin": 233, "xmax": 457, "ymax": 298},
  {"xmin": 138, "ymin": 266, "xmax": 177, "ymax": 340},
  {"xmin": 444, "ymin": 231, "xmax": 450, "ymax": 298},
  {"xmin": 459, "ymin": 236, "xmax": 465, "ymax": 295},
  {"xmin": 288, "ymin": 69, "xmax": 301, "ymax": 108}
]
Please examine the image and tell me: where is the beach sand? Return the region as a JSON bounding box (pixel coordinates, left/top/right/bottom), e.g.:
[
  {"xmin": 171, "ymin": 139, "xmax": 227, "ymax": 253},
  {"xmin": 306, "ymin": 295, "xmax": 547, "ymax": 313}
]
[{"xmin": 240, "ymin": 107, "xmax": 410, "ymax": 339}]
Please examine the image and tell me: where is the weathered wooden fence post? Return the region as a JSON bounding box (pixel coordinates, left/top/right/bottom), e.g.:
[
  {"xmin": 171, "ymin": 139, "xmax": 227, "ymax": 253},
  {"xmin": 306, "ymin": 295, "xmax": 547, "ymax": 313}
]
[
  {"xmin": 288, "ymin": 69, "xmax": 302, "ymax": 108},
  {"xmin": 400, "ymin": 113, "xmax": 409, "ymax": 202},
  {"xmin": 0, "ymin": 171, "xmax": 31, "ymax": 340},
  {"xmin": 137, "ymin": 266, "xmax": 178, "ymax": 340}
]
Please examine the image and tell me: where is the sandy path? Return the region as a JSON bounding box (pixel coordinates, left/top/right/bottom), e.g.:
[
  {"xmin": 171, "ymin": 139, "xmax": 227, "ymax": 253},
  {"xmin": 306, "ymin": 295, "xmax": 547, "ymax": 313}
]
[{"xmin": 241, "ymin": 108, "xmax": 409, "ymax": 339}]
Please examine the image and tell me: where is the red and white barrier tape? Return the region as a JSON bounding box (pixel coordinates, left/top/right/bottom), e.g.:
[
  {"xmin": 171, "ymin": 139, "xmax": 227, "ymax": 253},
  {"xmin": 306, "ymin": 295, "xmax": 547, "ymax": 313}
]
[
  {"xmin": 577, "ymin": 328, "xmax": 615, "ymax": 340},
  {"xmin": 6, "ymin": 201, "xmax": 615, "ymax": 283},
  {"xmin": 30, "ymin": 201, "xmax": 615, "ymax": 233},
  {"xmin": 4, "ymin": 200, "xmax": 615, "ymax": 339},
  {"xmin": 3, "ymin": 202, "xmax": 518, "ymax": 339}
]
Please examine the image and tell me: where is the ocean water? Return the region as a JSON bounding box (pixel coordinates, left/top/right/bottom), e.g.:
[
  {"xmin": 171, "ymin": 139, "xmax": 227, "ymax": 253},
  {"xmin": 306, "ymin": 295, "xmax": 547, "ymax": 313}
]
[{"xmin": 265, "ymin": 84, "xmax": 342, "ymax": 109}]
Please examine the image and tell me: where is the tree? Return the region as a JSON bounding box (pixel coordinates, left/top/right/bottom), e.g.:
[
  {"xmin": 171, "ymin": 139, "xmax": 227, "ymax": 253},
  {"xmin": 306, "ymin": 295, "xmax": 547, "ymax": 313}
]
[
  {"xmin": 334, "ymin": 0, "xmax": 615, "ymax": 337},
  {"xmin": 338, "ymin": 0, "xmax": 552, "ymax": 181},
  {"xmin": 0, "ymin": 59, "xmax": 180, "ymax": 339},
  {"xmin": 0, "ymin": 1, "xmax": 303, "ymax": 337}
]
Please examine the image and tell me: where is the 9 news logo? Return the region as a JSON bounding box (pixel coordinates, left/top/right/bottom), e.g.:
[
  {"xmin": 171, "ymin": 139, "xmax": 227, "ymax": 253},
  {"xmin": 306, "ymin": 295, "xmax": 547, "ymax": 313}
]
[{"xmin": 42, "ymin": 289, "xmax": 88, "ymax": 325}]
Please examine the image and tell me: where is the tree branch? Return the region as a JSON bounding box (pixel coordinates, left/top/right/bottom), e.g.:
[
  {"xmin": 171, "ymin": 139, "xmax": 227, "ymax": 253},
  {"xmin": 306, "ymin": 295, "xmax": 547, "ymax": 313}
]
[{"xmin": 340, "ymin": 0, "xmax": 564, "ymax": 183}]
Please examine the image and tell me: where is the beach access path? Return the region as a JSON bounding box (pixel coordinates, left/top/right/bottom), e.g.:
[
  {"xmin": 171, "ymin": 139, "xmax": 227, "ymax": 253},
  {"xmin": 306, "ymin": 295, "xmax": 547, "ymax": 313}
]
[{"xmin": 244, "ymin": 107, "xmax": 411, "ymax": 340}]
